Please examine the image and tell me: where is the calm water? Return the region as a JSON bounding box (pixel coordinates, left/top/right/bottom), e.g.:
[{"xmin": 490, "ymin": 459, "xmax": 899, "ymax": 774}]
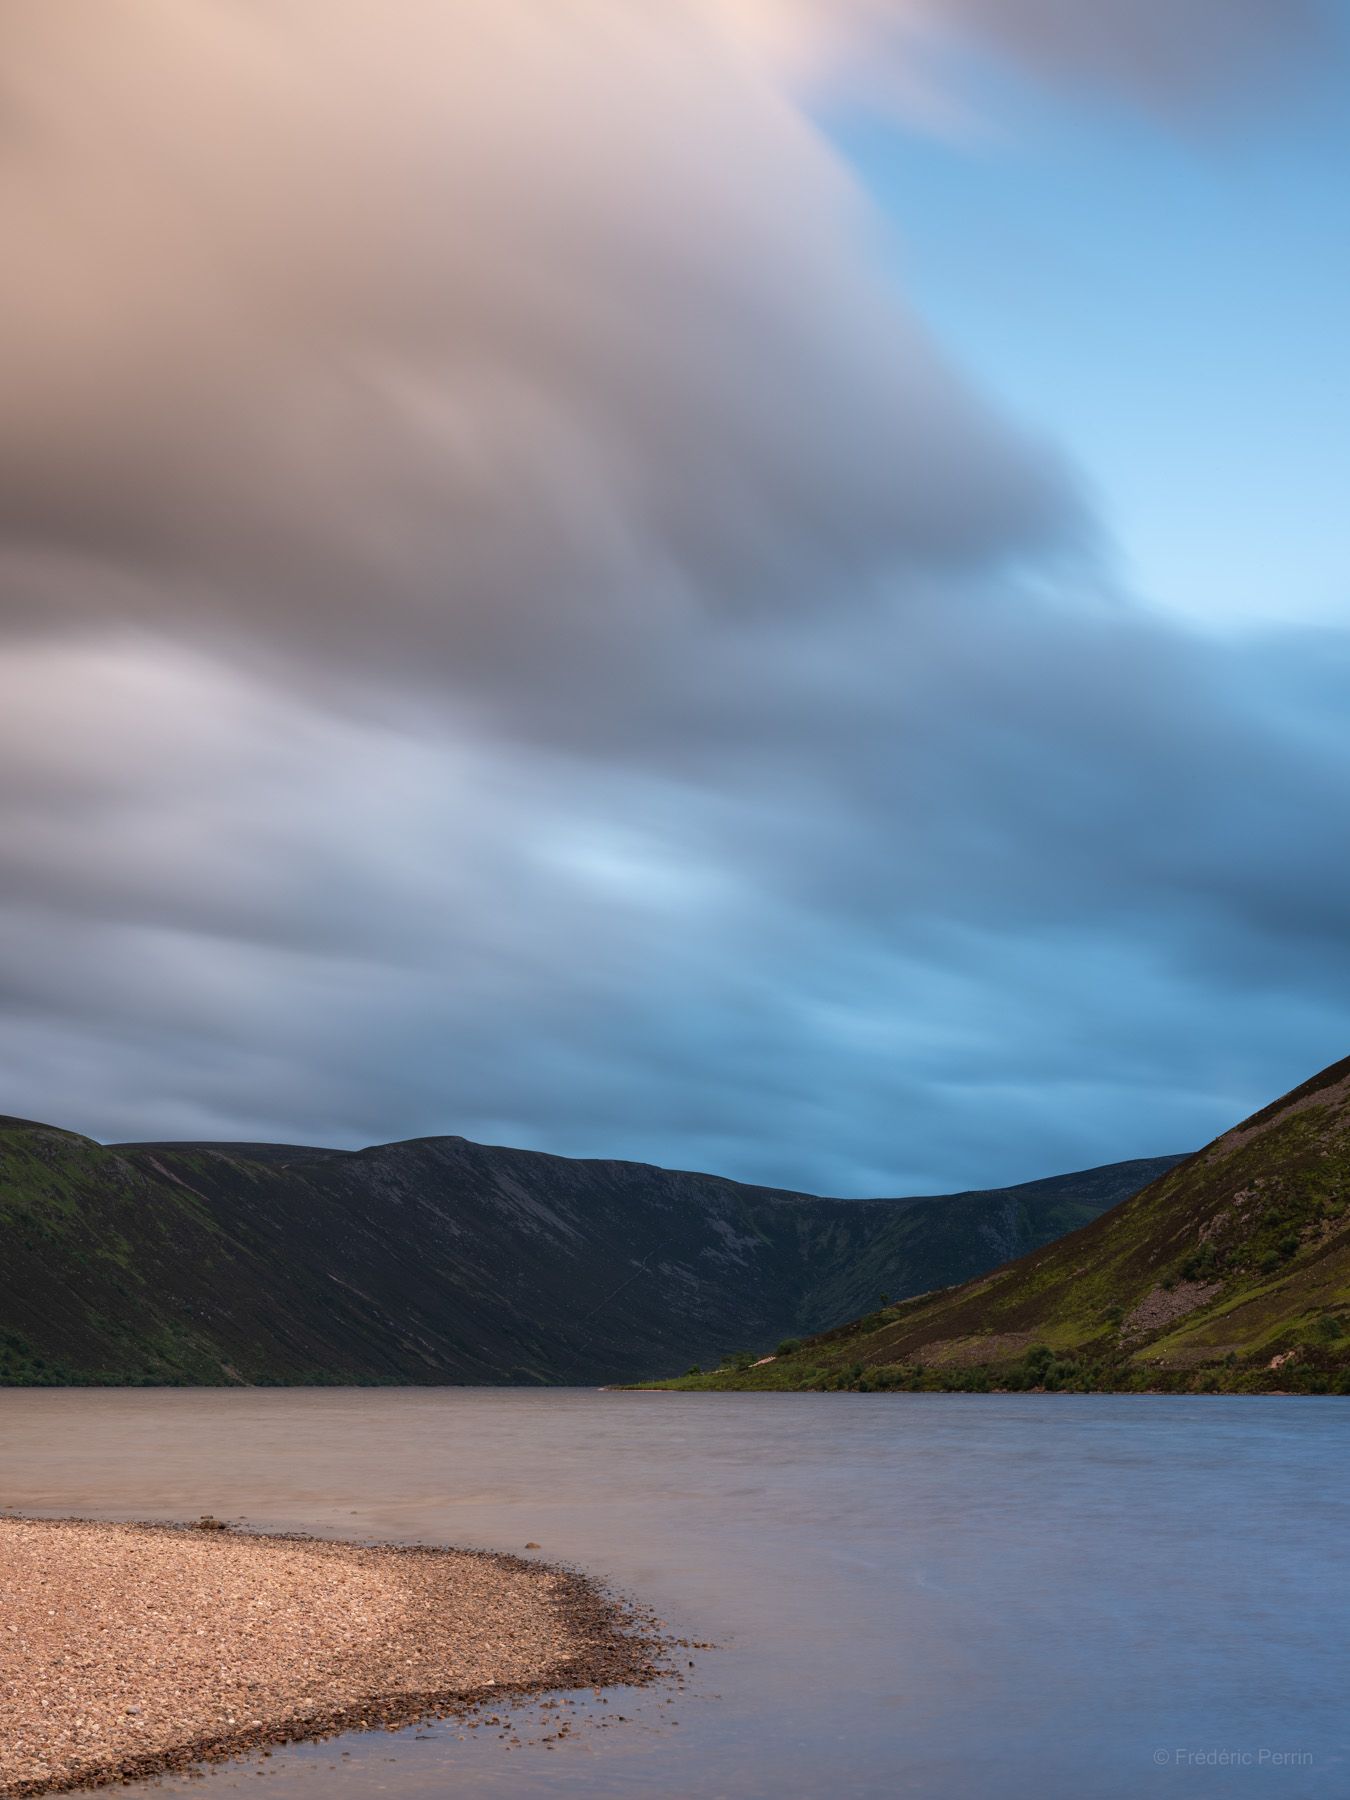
[{"xmin": 1, "ymin": 1391, "xmax": 1346, "ymax": 1799}]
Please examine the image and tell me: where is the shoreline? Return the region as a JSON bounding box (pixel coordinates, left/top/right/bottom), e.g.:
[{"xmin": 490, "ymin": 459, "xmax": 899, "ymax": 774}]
[{"xmin": 0, "ymin": 1517, "xmax": 668, "ymax": 1799}]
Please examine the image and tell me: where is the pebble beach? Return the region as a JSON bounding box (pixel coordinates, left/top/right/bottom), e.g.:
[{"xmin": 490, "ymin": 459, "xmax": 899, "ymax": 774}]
[{"xmin": 0, "ymin": 1517, "xmax": 660, "ymax": 1798}]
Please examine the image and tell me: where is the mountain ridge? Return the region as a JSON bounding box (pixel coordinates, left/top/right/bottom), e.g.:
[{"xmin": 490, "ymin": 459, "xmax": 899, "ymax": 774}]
[{"xmin": 0, "ymin": 1113, "xmax": 1179, "ymax": 1386}]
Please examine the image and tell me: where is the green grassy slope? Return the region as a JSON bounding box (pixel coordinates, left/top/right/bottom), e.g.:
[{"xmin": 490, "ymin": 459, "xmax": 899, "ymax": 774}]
[
  {"xmin": 639, "ymin": 1056, "xmax": 1350, "ymax": 1396},
  {"xmin": 792, "ymin": 1157, "xmax": 1175, "ymax": 1326},
  {"xmin": 0, "ymin": 1112, "xmax": 1175, "ymax": 1386}
]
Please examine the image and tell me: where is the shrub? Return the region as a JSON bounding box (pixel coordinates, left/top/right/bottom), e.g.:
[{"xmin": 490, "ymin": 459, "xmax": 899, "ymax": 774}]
[
  {"xmin": 685, "ymin": 1365, "xmax": 702, "ymax": 1377},
  {"xmin": 1178, "ymin": 1244, "xmax": 1217, "ymax": 1282},
  {"xmin": 1315, "ymin": 1315, "xmax": 1343, "ymax": 1342},
  {"xmin": 1011, "ymin": 1344, "xmax": 1084, "ymax": 1391},
  {"xmin": 776, "ymin": 1338, "xmax": 802, "ymax": 1358}
]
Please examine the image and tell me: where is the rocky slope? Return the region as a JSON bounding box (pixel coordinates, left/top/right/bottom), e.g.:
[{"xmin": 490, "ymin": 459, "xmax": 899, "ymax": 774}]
[
  {"xmin": 0, "ymin": 1114, "xmax": 1176, "ymax": 1386},
  {"xmin": 648, "ymin": 1056, "xmax": 1350, "ymax": 1395}
]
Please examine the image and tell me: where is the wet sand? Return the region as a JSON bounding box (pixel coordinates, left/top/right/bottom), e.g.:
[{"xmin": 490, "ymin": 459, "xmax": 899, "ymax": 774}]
[{"xmin": 0, "ymin": 1517, "xmax": 661, "ymax": 1798}]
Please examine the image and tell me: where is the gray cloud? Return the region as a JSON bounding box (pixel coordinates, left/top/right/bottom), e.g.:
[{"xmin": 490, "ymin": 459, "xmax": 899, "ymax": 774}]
[
  {"xmin": 731, "ymin": 0, "xmax": 1338, "ymax": 120},
  {"xmin": 931, "ymin": 0, "xmax": 1337, "ymax": 111},
  {"xmin": 1, "ymin": 606, "xmax": 1347, "ymax": 1195},
  {"xmin": 0, "ymin": 2, "xmax": 1345, "ymax": 1191}
]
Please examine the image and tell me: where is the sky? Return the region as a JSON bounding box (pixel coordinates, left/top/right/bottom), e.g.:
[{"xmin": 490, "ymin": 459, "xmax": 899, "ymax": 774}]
[{"xmin": 1, "ymin": 0, "xmax": 1347, "ymax": 1196}]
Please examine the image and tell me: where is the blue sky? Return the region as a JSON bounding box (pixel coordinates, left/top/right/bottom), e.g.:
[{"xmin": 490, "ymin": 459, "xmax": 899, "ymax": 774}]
[{"xmin": 831, "ymin": 52, "xmax": 1350, "ymax": 629}]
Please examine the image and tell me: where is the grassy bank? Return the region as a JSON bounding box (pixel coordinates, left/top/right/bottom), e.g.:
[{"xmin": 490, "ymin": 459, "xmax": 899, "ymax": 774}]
[{"xmin": 633, "ymin": 1057, "xmax": 1350, "ymax": 1397}]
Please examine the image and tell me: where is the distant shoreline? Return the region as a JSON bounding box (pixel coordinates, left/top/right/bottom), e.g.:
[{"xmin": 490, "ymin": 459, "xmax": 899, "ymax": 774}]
[{"xmin": 0, "ymin": 1517, "xmax": 665, "ymax": 1799}]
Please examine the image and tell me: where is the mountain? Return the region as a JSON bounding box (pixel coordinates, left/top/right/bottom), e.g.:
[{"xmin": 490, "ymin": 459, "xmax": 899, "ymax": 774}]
[
  {"xmin": 648, "ymin": 1056, "xmax": 1350, "ymax": 1395},
  {"xmin": 0, "ymin": 1113, "xmax": 1178, "ymax": 1386}
]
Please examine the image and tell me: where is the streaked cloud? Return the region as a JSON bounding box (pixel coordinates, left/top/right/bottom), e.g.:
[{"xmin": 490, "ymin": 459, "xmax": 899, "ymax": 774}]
[
  {"xmin": 717, "ymin": 0, "xmax": 1336, "ymax": 116},
  {"xmin": 0, "ymin": 2, "xmax": 1344, "ymax": 1189},
  {"xmin": 0, "ymin": 0, "xmax": 1067, "ymax": 704}
]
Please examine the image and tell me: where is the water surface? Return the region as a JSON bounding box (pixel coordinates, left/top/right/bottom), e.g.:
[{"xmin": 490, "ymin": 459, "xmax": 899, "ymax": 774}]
[{"xmin": 1, "ymin": 1390, "xmax": 1345, "ymax": 1798}]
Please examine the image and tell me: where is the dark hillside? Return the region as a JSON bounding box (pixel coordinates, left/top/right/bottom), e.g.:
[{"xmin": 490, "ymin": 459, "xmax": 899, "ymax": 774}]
[{"xmin": 0, "ymin": 1115, "xmax": 1177, "ymax": 1386}]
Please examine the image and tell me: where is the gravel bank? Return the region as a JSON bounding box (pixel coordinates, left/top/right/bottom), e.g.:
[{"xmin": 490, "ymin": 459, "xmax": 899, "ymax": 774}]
[{"xmin": 0, "ymin": 1517, "xmax": 663, "ymax": 1797}]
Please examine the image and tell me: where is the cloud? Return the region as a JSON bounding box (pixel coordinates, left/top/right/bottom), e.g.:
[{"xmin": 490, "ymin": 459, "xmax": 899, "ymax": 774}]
[
  {"xmin": 0, "ymin": 1, "xmax": 1345, "ymax": 1190},
  {"xmin": 928, "ymin": 0, "xmax": 1337, "ymax": 111},
  {"xmin": 0, "ymin": 0, "xmax": 1071, "ymax": 720},
  {"xmin": 1, "ymin": 608, "xmax": 1347, "ymax": 1195},
  {"xmin": 716, "ymin": 0, "xmax": 1338, "ymax": 119}
]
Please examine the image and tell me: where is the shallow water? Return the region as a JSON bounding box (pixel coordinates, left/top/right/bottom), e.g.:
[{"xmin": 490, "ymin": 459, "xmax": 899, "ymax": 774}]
[{"xmin": 1, "ymin": 1390, "xmax": 1345, "ymax": 1798}]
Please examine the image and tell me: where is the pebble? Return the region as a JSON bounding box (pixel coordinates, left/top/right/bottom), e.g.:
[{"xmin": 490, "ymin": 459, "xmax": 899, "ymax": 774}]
[{"xmin": 0, "ymin": 1518, "xmax": 663, "ymax": 1798}]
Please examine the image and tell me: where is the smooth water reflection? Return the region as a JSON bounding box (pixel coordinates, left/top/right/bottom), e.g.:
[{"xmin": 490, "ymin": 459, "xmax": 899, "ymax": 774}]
[{"xmin": 1, "ymin": 1389, "xmax": 1345, "ymax": 1799}]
